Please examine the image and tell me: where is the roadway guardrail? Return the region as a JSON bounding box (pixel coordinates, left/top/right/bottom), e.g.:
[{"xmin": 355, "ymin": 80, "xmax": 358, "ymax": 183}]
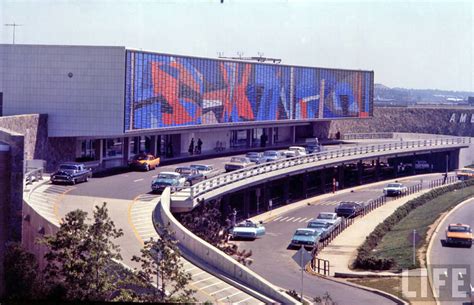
[
  {"xmin": 186, "ymin": 137, "xmax": 470, "ymax": 204},
  {"xmin": 341, "ymin": 132, "xmax": 394, "ymax": 140},
  {"xmin": 23, "ymin": 167, "xmax": 44, "ymax": 189}
]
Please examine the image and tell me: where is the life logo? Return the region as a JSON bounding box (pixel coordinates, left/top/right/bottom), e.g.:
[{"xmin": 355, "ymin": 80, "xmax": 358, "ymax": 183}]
[{"xmin": 401, "ymin": 265, "xmax": 472, "ymax": 301}]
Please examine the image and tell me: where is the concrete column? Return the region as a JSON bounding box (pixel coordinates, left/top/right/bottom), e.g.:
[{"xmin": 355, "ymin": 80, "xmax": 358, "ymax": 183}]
[
  {"xmin": 262, "ymin": 183, "xmax": 270, "ymax": 211},
  {"xmin": 122, "ymin": 137, "xmax": 130, "ymax": 166},
  {"xmin": 291, "ymin": 126, "xmax": 296, "ymax": 144},
  {"xmin": 338, "ymin": 165, "xmax": 345, "ymax": 189},
  {"xmin": 302, "ymin": 172, "xmax": 308, "ymax": 198},
  {"xmin": 411, "ymin": 155, "xmax": 416, "ymax": 175},
  {"xmin": 98, "ymin": 139, "xmax": 104, "ymax": 165},
  {"xmin": 283, "ymin": 177, "xmax": 290, "ymax": 204},
  {"xmin": 357, "ymin": 160, "xmax": 363, "ymax": 185},
  {"xmin": 375, "ymin": 158, "xmax": 381, "ymax": 181},
  {"xmin": 268, "ymin": 128, "xmax": 274, "ymax": 146},
  {"xmin": 246, "ymin": 130, "xmax": 252, "ymax": 148},
  {"xmin": 150, "ymin": 135, "xmax": 157, "ymax": 156},
  {"xmin": 243, "ymin": 191, "xmax": 250, "ymax": 218},
  {"xmin": 320, "ymin": 169, "xmax": 326, "ymax": 193}
]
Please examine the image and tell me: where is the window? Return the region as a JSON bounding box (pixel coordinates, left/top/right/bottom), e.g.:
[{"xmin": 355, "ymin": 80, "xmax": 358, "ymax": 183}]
[
  {"xmin": 103, "ymin": 138, "xmax": 123, "ymax": 158},
  {"xmin": 80, "ymin": 139, "xmax": 96, "ymax": 159}
]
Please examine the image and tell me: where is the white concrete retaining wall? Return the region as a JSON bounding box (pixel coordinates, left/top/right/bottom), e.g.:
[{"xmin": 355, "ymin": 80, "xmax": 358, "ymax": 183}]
[{"xmin": 158, "ymin": 188, "xmax": 298, "ymax": 305}]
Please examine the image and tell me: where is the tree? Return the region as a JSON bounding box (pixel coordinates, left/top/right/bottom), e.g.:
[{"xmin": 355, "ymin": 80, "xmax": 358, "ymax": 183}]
[
  {"xmin": 40, "ymin": 202, "xmax": 124, "ymax": 301},
  {"xmin": 180, "ymin": 199, "xmax": 253, "ymax": 266},
  {"xmin": 131, "ymin": 223, "xmax": 195, "ymax": 303},
  {"xmin": 4, "ymin": 242, "xmax": 41, "ymax": 299}
]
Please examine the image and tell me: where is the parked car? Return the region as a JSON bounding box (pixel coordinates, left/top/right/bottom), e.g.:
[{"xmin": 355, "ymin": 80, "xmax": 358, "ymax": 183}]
[
  {"xmin": 224, "ymin": 157, "xmax": 255, "ymax": 172},
  {"xmin": 290, "ymin": 228, "xmax": 321, "ymax": 249},
  {"xmin": 151, "ymin": 172, "xmax": 185, "ymax": 193},
  {"xmin": 456, "ymin": 168, "xmax": 474, "ymax": 181},
  {"xmin": 128, "ymin": 153, "xmax": 160, "ymax": 171},
  {"xmin": 335, "ymin": 201, "xmax": 364, "ymax": 218},
  {"xmin": 445, "ymin": 223, "xmax": 472, "ymax": 248},
  {"xmin": 51, "ymin": 162, "xmax": 92, "ymax": 185},
  {"xmin": 307, "ymin": 220, "xmax": 334, "ymax": 240},
  {"xmin": 230, "ymin": 220, "xmax": 266, "ymax": 240},
  {"xmin": 315, "ymin": 212, "xmax": 342, "ymax": 227},
  {"xmin": 306, "ymin": 143, "xmax": 323, "ymax": 154},
  {"xmin": 189, "ymin": 164, "xmax": 221, "ymax": 179},
  {"xmin": 383, "ymin": 182, "xmax": 408, "ymax": 196},
  {"xmin": 175, "ymin": 167, "xmax": 204, "ymax": 186},
  {"xmin": 245, "ymin": 152, "xmax": 267, "ymax": 164},
  {"xmin": 283, "ymin": 146, "xmax": 307, "ymax": 158},
  {"xmin": 263, "ymin": 150, "xmax": 284, "ymax": 162}
]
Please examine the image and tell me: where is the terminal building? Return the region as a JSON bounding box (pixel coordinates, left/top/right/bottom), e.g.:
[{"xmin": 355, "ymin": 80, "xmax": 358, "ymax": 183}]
[{"xmin": 0, "ymin": 44, "xmax": 374, "ymax": 170}]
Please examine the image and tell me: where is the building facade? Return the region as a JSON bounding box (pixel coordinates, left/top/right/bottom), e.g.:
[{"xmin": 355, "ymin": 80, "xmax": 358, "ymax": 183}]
[{"xmin": 0, "ymin": 44, "xmax": 374, "ymax": 170}]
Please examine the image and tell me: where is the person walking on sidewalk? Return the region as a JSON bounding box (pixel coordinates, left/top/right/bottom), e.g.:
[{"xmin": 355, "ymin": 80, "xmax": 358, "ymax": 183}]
[
  {"xmin": 188, "ymin": 138, "xmax": 195, "ymax": 155},
  {"xmin": 197, "ymin": 138, "xmax": 203, "ymax": 154}
]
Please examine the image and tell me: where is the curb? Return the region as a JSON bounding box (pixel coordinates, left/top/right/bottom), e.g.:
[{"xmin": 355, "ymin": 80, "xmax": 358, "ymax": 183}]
[
  {"xmin": 426, "ymin": 197, "xmax": 474, "ymax": 305},
  {"xmin": 306, "ymin": 265, "xmax": 408, "ymax": 305}
]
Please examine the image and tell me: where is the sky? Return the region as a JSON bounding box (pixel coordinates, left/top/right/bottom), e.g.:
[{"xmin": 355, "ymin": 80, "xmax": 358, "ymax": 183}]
[{"xmin": 1, "ymin": 0, "xmax": 473, "ymax": 92}]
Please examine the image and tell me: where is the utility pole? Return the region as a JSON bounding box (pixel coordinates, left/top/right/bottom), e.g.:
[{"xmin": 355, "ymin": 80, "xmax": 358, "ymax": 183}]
[{"xmin": 4, "ymin": 22, "xmax": 23, "ymax": 44}]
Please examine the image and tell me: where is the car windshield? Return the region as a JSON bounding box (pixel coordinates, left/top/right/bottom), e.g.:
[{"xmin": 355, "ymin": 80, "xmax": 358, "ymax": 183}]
[
  {"xmin": 59, "ymin": 165, "xmax": 77, "ymax": 170},
  {"xmin": 264, "ymin": 151, "xmax": 278, "ymax": 157},
  {"xmin": 133, "ymin": 155, "xmax": 148, "ymax": 161},
  {"xmin": 246, "ymin": 152, "xmax": 260, "ymax": 157},
  {"xmin": 176, "ymin": 168, "xmax": 192, "ymax": 175},
  {"xmin": 317, "ymin": 214, "xmax": 333, "ymax": 220},
  {"xmin": 158, "ymin": 174, "xmax": 177, "ymax": 180},
  {"xmin": 230, "ymin": 157, "xmax": 246, "ymax": 163},
  {"xmin": 190, "ymin": 165, "xmax": 208, "ymax": 171},
  {"xmin": 295, "ymin": 230, "xmax": 314, "ymax": 236},
  {"xmin": 308, "ymin": 222, "xmax": 327, "ymax": 229},
  {"xmin": 339, "ymin": 202, "xmax": 357, "ymax": 208},
  {"xmin": 236, "ymin": 221, "xmax": 257, "ymax": 228},
  {"xmin": 387, "ymin": 183, "xmax": 401, "ymax": 187},
  {"xmin": 449, "ymin": 225, "xmax": 469, "ymax": 232}
]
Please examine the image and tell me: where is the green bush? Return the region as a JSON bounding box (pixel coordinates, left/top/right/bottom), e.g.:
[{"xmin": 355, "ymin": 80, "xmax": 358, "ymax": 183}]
[{"xmin": 354, "ymin": 179, "xmax": 474, "ymax": 270}]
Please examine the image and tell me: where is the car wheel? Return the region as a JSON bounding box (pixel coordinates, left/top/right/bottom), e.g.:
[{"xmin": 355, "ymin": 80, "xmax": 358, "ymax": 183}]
[
  {"xmin": 145, "ymin": 164, "xmax": 150, "ymax": 171},
  {"xmin": 85, "ymin": 176, "xmax": 89, "ymax": 182},
  {"xmin": 184, "ymin": 181, "xmax": 191, "ymax": 187},
  {"xmin": 71, "ymin": 179, "xmax": 76, "ymax": 185}
]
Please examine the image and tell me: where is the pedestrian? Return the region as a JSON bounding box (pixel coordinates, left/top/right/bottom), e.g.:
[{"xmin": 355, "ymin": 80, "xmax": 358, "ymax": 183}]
[
  {"xmin": 268, "ymin": 199, "xmax": 273, "ymax": 211},
  {"xmin": 188, "ymin": 138, "xmax": 195, "ymax": 155},
  {"xmin": 197, "ymin": 138, "xmax": 203, "ymax": 154}
]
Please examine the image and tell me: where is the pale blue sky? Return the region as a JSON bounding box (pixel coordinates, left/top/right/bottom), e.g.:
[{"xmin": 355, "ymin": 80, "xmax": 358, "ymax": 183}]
[{"xmin": 1, "ymin": 0, "xmax": 473, "ymax": 92}]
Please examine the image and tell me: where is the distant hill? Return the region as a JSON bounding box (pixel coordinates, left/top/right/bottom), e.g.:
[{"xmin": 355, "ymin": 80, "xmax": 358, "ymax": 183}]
[{"xmin": 374, "ymin": 84, "xmax": 474, "ymax": 105}]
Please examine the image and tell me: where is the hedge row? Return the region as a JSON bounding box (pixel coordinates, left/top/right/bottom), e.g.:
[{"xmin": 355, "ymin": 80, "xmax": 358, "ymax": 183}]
[{"xmin": 353, "ymin": 179, "xmax": 474, "ymax": 270}]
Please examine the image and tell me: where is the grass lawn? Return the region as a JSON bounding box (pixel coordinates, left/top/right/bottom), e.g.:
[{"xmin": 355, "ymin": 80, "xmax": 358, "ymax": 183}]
[
  {"xmin": 372, "ymin": 184, "xmax": 474, "ymax": 269},
  {"xmin": 348, "ymin": 277, "xmax": 437, "ymax": 305}
]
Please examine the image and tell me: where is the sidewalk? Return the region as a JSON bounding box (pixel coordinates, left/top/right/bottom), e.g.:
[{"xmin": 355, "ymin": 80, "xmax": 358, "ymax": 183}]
[{"xmin": 317, "ymin": 190, "xmax": 431, "ymax": 277}]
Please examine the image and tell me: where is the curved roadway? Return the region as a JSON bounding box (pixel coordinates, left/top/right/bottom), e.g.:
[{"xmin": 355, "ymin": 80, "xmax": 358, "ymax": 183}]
[
  {"xmin": 429, "ymin": 197, "xmax": 474, "ymax": 305},
  {"xmin": 48, "ymin": 143, "xmax": 453, "ymax": 304}
]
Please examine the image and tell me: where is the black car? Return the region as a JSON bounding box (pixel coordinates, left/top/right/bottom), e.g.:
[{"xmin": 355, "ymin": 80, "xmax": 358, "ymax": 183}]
[
  {"xmin": 175, "ymin": 167, "xmax": 204, "ymax": 186},
  {"xmin": 51, "ymin": 162, "xmax": 92, "ymax": 185},
  {"xmin": 335, "ymin": 201, "xmax": 364, "ymax": 218}
]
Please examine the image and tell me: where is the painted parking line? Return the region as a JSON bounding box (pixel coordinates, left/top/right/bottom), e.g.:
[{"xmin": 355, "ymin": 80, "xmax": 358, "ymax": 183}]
[
  {"xmin": 273, "ymin": 216, "xmax": 283, "ymax": 221},
  {"xmin": 299, "ymin": 217, "xmax": 309, "ymax": 223},
  {"xmin": 218, "ymin": 291, "xmax": 242, "ymax": 301},
  {"xmin": 286, "ymin": 217, "xmax": 295, "ymax": 222},
  {"xmin": 305, "ymin": 218, "xmax": 313, "ymax": 223},
  {"xmin": 293, "ymin": 217, "xmax": 302, "ymax": 222},
  {"xmin": 209, "ymin": 286, "xmax": 233, "ymax": 296},
  {"xmin": 191, "ymin": 270, "xmax": 207, "ymax": 277},
  {"xmin": 192, "ymin": 276, "xmax": 215, "ymax": 285},
  {"xmin": 199, "ymin": 281, "xmax": 221, "ymax": 290},
  {"xmin": 279, "ymin": 216, "xmax": 288, "ymax": 221},
  {"xmin": 185, "ymin": 266, "xmax": 198, "ymax": 273},
  {"xmin": 133, "ymin": 178, "xmax": 144, "ymax": 182},
  {"xmin": 234, "ymin": 296, "xmax": 257, "ymax": 304}
]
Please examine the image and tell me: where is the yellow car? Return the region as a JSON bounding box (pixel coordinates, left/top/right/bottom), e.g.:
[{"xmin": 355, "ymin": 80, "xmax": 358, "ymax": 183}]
[
  {"xmin": 129, "ymin": 154, "xmax": 160, "ymax": 171},
  {"xmin": 445, "ymin": 223, "xmax": 472, "ymax": 248}
]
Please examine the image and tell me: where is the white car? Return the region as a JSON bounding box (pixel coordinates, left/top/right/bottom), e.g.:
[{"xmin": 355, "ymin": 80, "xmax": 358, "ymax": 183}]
[
  {"xmin": 189, "ymin": 164, "xmax": 221, "ymax": 179},
  {"xmin": 315, "ymin": 212, "xmax": 342, "ymax": 227},
  {"xmin": 383, "ymin": 182, "xmax": 408, "ymax": 196},
  {"xmin": 230, "ymin": 220, "xmax": 265, "ymax": 240},
  {"xmin": 283, "ymin": 146, "xmax": 307, "ymax": 158}
]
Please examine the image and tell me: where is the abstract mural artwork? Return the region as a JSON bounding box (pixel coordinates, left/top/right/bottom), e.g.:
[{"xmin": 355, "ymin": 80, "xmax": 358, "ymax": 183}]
[{"xmin": 125, "ymin": 51, "xmax": 373, "ymax": 131}]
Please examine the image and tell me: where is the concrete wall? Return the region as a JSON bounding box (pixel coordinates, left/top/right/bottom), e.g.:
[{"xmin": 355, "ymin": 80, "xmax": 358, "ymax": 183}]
[
  {"xmin": 0, "ymin": 127, "xmax": 24, "ymax": 241},
  {"xmin": 157, "ymin": 188, "xmax": 297, "ymax": 304},
  {"xmin": 0, "ymin": 44, "xmax": 126, "ymax": 137},
  {"xmin": 0, "ymin": 143, "xmax": 10, "ymax": 298},
  {"xmin": 181, "ymin": 130, "xmax": 229, "ymax": 154},
  {"xmin": 329, "ymin": 107, "xmax": 474, "ymax": 137}
]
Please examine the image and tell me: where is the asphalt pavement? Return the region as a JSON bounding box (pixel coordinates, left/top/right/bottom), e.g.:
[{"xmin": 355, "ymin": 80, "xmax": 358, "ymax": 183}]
[{"xmin": 429, "ymin": 197, "xmax": 474, "ymax": 305}]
